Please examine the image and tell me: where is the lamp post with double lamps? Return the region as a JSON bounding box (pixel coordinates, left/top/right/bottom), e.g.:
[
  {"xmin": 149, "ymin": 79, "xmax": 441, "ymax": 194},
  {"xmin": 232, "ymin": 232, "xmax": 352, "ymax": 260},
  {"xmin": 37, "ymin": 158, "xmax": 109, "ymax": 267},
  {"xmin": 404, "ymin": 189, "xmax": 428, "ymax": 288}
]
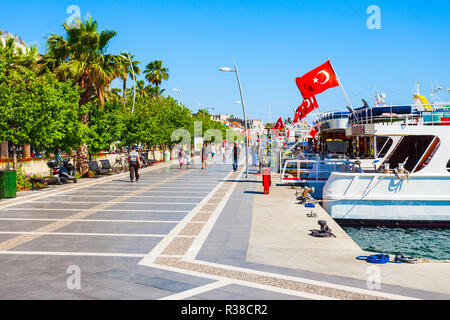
[{"xmin": 219, "ymin": 64, "xmax": 249, "ymax": 178}]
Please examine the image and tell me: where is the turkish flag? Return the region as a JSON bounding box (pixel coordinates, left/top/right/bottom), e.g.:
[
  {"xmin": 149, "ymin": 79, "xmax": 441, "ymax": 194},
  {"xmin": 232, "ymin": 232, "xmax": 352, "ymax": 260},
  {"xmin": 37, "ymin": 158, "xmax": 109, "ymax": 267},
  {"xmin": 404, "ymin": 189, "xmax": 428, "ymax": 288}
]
[
  {"xmin": 296, "ymin": 61, "xmax": 339, "ymax": 99},
  {"xmin": 309, "ymin": 121, "xmax": 320, "ymax": 138},
  {"xmin": 273, "ymin": 117, "xmax": 284, "ymax": 130},
  {"xmin": 296, "ymin": 96, "xmax": 319, "ymax": 119},
  {"xmin": 293, "ymin": 112, "xmax": 301, "ymax": 124}
]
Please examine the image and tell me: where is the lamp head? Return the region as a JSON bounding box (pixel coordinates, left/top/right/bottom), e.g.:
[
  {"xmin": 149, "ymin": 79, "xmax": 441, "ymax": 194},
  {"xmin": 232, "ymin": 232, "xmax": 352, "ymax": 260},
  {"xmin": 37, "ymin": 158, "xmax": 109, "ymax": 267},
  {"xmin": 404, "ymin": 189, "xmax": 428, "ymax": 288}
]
[{"xmin": 219, "ymin": 67, "xmax": 234, "ymax": 72}]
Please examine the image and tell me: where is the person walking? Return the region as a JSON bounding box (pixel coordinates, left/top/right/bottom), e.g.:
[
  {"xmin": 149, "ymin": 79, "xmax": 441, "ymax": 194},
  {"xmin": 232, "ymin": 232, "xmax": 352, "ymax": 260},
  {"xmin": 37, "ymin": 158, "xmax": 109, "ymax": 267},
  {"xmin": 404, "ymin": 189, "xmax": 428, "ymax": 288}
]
[
  {"xmin": 232, "ymin": 141, "xmax": 240, "ymax": 172},
  {"xmin": 178, "ymin": 147, "xmax": 186, "ymax": 170},
  {"xmin": 211, "ymin": 144, "xmax": 217, "ymax": 163},
  {"xmin": 201, "ymin": 143, "xmax": 209, "ymax": 169},
  {"xmin": 221, "ymin": 142, "xmax": 226, "ymax": 163},
  {"xmin": 128, "ymin": 146, "xmax": 141, "ymax": 182},
  {"xmin": 251, "ymin": 143, "xmax": 259, "ymax": 167}
]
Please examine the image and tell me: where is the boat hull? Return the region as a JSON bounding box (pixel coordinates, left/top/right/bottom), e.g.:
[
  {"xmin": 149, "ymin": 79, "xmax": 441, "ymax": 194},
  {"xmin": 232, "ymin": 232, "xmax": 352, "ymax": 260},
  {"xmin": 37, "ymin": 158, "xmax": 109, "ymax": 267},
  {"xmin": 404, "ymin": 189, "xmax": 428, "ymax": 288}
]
[{"xmin": 322, "ymin": 173, "xmax": 450, "ymax": 224}]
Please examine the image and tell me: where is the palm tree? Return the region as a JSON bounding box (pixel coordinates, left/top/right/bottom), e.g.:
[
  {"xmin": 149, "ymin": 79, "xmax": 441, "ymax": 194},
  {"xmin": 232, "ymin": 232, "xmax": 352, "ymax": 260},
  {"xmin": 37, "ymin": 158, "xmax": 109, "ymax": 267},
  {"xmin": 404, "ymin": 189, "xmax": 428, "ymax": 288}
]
[
  {"xmin": 41, "ymin": 17, "xmax": 123, "ymax": 174},
  {"xmin": 135, "ymin": 80, "xmax": 148, "ymax": 98},
  {"xmin": 145, "ymin": 84, "xmax": 165, "ymax": 98},
  {"xmin": 119, "ymin": 52, "xmax": 141, "ymax": 104},
  {"xmin": 0, "ymin": 33, "xmax": 39, "ymax": 74},
  {"xmin": 143, "ymin": 60, "xmax": 169, "ymax": 96},
  {"xmin": 106, "ymin": 88, "xmax": 124, "ymax": 103}
]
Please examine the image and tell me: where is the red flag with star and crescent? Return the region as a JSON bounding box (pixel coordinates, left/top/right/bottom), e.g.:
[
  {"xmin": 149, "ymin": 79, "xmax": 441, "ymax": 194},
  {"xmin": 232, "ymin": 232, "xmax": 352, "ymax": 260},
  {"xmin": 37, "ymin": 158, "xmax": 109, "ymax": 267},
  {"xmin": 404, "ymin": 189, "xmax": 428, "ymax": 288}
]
[
  {"xmin": 309, "ymin": 121, "xmax": 320, "ymax": 138},
  {"xmin": 296, "ymin": 96, "xmax": 319, "ymax": 120},
  {"xmin": 296, "ymin": 61, "xmax": 339, "ymax": 99},
  {"xmin": 293, "ymin": 111, "xmax": 301, "ymax": 124},
  {"xmin": 273, "ymin": 117, "xmax": 284, "ymax": 130}
]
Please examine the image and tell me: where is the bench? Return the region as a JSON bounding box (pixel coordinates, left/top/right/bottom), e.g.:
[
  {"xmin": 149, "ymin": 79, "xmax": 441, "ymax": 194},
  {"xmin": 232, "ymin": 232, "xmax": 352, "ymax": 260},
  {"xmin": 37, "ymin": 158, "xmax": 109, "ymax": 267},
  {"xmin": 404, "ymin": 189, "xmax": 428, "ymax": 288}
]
[
  {"xmin": 88, "ymin": 161, "xmax": 102, "ymax": 174},
  {"xmin": 29, "ymin": 176, "xmax": 59, "ymax": 191},
  {"xmin": 99, "ymin": 159, "xmax": 112, "ymax": 174}
]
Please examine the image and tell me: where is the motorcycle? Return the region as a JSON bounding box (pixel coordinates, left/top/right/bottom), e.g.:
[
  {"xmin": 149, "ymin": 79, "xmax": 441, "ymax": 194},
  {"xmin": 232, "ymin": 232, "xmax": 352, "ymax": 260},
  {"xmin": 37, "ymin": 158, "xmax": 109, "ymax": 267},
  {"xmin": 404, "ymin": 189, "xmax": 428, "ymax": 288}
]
[
  {"xmin": 47, "ymin": 158, "xmax": 77, "ymax": 185},
  {"xmin": 140, "ymin": 152, "xmax": 150, "ymax": 167}
]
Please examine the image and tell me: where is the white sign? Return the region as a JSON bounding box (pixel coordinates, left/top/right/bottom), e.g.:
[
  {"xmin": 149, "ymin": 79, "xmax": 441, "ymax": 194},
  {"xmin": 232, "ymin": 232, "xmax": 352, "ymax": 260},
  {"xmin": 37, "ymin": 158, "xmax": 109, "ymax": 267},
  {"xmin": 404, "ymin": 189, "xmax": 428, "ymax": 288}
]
[{"xmin": 194, "ymin": 137, "xmax": 204, "ymax": 151}]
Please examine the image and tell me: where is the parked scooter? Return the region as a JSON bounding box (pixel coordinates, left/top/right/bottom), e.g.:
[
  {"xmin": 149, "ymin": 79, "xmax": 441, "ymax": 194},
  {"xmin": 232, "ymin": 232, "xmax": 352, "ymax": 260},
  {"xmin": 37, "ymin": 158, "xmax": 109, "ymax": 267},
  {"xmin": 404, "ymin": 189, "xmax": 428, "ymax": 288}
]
[
  {"xmin": 140, "ymin": 152, "xmax": 150, "ymax": 167},
  {"xmin": 47, "ymin": 158, "xmax": 77, "ymax": 185}
]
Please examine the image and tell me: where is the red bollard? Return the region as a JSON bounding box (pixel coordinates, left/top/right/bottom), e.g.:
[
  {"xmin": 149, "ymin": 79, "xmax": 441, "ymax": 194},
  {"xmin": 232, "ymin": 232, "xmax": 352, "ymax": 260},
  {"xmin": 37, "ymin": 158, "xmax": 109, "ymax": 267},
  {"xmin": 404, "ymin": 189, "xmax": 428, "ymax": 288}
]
[{"xmin": 262, "ymin": 168, "xmax": 271, "ymax": 194}]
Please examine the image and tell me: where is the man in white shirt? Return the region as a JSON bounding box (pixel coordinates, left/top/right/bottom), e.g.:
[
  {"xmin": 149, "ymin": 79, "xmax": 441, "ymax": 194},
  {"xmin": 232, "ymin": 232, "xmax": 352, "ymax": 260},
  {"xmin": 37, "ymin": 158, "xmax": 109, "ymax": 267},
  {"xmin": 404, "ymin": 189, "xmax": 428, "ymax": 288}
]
[{"xmin": 128, "ymin": 146, "xmax": 141, "ymax": 182}]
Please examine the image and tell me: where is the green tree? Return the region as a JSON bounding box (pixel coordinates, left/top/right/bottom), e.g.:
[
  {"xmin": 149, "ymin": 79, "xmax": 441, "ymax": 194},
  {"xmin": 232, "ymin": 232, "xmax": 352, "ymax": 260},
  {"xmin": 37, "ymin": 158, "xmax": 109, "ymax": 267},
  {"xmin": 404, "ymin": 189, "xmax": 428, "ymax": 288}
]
[
  {"xmin": 41, "ymin": 17, "xmax": 123, "ymax": 174},
  {"xmin": 0, "ymin": 63, "xmax": 82, "ymax": 170},
  {"xmin": 87, "ymin": 100, "xmax": 127, "ymax": 154},
  {"xmin": 191, "ymin": 109, "xmax": 230, "ymax": 143},
  {"xmin": 120, "ymin": 96, "xmax": 192, "ymax": 151}
]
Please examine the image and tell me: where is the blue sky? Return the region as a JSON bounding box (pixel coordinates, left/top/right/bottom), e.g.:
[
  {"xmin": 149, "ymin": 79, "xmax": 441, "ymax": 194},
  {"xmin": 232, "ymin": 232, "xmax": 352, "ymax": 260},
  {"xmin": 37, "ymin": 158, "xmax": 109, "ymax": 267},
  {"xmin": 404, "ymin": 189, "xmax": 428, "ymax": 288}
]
[{"xmin": 1, "ymin": 0, "xmax": 450, "ymax": 123}]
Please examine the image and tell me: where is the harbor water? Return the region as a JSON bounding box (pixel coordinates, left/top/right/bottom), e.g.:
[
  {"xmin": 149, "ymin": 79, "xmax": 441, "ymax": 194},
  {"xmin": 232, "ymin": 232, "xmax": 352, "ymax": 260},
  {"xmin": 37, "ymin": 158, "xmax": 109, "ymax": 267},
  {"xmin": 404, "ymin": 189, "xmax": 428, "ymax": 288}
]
[{"xmin": 343, "ymin": 226, "xmax": 450, "ymax": 260}]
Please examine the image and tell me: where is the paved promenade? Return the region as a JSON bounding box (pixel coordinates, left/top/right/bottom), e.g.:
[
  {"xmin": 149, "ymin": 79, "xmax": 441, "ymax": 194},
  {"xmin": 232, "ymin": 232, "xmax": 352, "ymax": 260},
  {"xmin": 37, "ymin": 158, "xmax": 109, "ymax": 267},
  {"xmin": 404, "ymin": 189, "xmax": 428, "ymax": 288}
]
[{"xmin": 0, "ymin": 160, "xmax": 448, "ymax": 300}]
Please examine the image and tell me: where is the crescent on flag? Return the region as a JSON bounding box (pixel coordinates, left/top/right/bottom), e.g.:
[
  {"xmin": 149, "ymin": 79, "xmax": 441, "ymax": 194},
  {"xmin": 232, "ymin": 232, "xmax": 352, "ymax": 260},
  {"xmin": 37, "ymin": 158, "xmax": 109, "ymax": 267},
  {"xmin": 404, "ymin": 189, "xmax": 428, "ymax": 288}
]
[{"xmin": 317, "ymin": 71, "xmax": 330, "ymax": 84}]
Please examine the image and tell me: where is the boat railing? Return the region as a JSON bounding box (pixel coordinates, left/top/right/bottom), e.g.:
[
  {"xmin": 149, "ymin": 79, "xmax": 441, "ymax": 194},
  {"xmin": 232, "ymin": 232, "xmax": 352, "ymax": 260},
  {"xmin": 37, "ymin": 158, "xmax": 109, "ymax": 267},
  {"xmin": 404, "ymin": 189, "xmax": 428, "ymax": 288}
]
[
  {"xmin": 280, "ymin": 159, "xmax": 361, "ymax": 184},
  {"xmin": 347, "ymin": 103, "xmax": 450, "ymax": 127}
]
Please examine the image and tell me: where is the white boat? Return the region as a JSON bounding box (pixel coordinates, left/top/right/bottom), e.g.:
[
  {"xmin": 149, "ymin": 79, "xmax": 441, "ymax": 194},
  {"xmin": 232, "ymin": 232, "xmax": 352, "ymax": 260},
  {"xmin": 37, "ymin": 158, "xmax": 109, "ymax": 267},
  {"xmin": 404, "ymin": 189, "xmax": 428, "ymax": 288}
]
[
  {"xmin": 322, "ymin": 103, "xmax": 450, "ymax": 226},
  {"xmin": 280, "ymin": 107, "xmax": 399, "ymax": 197}
]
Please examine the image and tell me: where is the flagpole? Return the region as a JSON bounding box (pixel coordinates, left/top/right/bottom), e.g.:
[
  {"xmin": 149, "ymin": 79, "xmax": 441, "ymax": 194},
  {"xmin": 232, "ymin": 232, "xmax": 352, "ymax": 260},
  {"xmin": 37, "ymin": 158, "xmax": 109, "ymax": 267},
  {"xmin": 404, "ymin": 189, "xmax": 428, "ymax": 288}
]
[{"xmin": 329, "ymin": 60, "xmax": 354, "ymax": 110}]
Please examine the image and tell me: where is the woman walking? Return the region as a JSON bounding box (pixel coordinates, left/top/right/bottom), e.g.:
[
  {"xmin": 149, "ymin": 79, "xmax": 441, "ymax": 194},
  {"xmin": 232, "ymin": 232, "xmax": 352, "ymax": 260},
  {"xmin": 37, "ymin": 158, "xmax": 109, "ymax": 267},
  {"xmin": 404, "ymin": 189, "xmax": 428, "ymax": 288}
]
[
  {"xmin": 201, "ymin": 143, "xmax": 209, "ymax": 169},
  {"xmin": 221, "ymin": 142, "xmax": 226, "ymax": 163},
  {"xmin": 178, "ymin": 147, "xmax": 186, "ymax": 170},
  {"xmin": 211, "ymin": 144, "xmax": 217, "ymax": 163}
]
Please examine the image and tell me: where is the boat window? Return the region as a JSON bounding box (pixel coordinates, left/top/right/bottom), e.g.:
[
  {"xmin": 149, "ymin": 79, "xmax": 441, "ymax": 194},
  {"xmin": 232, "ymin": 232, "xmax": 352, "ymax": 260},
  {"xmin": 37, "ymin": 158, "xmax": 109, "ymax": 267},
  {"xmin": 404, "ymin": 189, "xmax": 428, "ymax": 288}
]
[
  {"xmin": 384, "ymin": 135, "xmax": 439, "ymax": 172},
  {"xmin": 447, "ymin": 159, "xmax": 450, "ymax": 173}
]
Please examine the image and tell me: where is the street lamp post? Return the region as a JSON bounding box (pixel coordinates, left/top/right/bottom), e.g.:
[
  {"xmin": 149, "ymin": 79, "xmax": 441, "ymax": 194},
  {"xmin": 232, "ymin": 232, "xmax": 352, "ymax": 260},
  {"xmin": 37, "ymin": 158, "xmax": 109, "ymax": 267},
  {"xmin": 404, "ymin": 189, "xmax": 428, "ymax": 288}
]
[
  {"xmin": 173, "ymin": 88, "xmax": 183, "ymax": 105},
  {"xmin": 120, "ymin": 53, "xmax": 136, "ymax": 113},
  {"xmin": 219, "ymin": 64, "xmax": 249, "ymax": 178}
]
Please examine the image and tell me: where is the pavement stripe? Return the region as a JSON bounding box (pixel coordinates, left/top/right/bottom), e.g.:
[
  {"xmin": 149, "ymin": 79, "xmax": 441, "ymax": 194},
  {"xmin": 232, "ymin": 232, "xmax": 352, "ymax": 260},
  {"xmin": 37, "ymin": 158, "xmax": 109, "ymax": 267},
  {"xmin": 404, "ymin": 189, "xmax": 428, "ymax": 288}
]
[
  {"xmin": 31, "ymin": 201, "xmax": 198, "ymax": 205},
  {"xmin": 159, "ymin": 279, "xmax": 232, "ymax": 300},
  {"xmin": 43, "ymin": 195, "xmax": 204, "ymax": 199},
  {"xmin": 0, "ymin": 218, "xmax": 181, "ymax": 223},
  {"xmin": 0, "ymin": 231, "xmax": 168, "ymax": 237},
  {"xmin": 0, "ymin": 250, "xmax": 146, "ymax": 257},
  {"xmin": 4, "ymin": 208, "xmax": 190, "ymax": 213},
  {"xmin": 63, "ymin": 191, "xmax": 209, "ymax": 194},
  {"xmin": 0, "ymin": 169, "xmax": 191, "ymax": 251}
]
